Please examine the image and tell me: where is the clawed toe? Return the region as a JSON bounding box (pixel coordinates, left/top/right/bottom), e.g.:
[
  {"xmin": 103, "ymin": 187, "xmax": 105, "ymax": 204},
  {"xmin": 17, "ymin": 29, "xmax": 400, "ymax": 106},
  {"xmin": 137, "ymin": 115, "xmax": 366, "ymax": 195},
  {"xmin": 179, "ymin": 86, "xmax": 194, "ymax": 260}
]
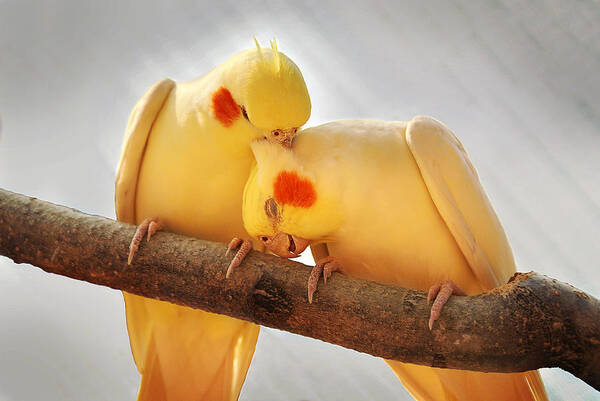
[
  {"xmin": 427, "ymin": 280, "xmax": 466, "ymax": 330},
  {"xmin": 226, "ymin": 238, "xmax": 243, "ymax": 257},
  {"xmin": 225, "ymin": 238, "xmax": 252, "ymax": 278},
  {"xmin": 147, "ymin": 220, "xmax": 164, "ymax": 242},
  {"xmin": 307, "ymin": 256, "xmax": 340, "ymax": 304},
  {"xmin": 128, "ymin": 217, "xmax": 163, "ymax": 265}
]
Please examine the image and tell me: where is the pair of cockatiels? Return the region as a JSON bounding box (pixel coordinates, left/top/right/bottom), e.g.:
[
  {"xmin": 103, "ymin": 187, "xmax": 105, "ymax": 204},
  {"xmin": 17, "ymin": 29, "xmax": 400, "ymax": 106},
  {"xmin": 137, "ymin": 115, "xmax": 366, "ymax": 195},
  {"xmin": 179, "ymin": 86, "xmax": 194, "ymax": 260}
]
[{"xmin": 116, "ymin": 41, "xmax": 548, "ymax": 400}]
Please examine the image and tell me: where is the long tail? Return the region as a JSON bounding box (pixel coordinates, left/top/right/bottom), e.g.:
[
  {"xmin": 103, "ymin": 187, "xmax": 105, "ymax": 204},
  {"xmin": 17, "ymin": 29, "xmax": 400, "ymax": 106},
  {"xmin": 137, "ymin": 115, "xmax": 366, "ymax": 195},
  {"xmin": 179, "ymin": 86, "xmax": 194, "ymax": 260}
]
[
  {"xmin": 124, "ymin": 293, "xmax": 260, "ymax": 401},
  {"xmin": 386, "ymin": 360, "xmax": 548, "ymax": 401}
]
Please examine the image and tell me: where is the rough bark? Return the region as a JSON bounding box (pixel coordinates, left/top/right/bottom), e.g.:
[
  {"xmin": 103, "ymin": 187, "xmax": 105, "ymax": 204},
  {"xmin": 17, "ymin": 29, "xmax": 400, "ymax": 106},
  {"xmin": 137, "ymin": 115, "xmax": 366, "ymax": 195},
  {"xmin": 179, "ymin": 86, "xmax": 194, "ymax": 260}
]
[{"xmin": 0, "ymin": 187, "xmax": 599, "ymax": 391}]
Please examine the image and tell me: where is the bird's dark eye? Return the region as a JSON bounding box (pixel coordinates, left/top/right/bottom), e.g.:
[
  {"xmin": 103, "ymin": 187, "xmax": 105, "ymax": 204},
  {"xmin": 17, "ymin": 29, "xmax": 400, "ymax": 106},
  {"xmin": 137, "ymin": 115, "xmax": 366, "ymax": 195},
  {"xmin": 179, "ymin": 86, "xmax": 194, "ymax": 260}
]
[
  {"xmin": 240, "ymin": 106, "xmax": 249, "ymax": 120},
  {"xmin": 261, "ymin": 236, "xmax": 268, "ymax": 242},
  {"xmin": 273, "ymin": 130, "xmax": 280, "ymax": 136}
]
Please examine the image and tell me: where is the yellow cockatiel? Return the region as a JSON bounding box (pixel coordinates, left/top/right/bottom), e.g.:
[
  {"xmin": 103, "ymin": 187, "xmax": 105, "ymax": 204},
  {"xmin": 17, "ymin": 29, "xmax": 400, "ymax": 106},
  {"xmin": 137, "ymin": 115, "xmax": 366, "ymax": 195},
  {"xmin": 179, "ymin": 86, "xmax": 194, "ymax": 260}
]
[
  {"xmin": 242, "ymin": 116, "xmax": 548, "ymax": 401},
  {"xmin": 115, "ymin": 42, "xmax": 311, "ymax": 401}
]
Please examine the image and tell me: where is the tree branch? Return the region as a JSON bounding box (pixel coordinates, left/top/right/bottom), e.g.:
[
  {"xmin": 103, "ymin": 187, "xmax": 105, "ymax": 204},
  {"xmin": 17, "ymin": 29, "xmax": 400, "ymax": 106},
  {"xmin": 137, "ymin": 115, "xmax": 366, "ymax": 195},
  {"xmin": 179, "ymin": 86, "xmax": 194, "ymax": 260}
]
[{"xmin": 0, "ymin": 187, "xmax": 599, "ymax": 391}]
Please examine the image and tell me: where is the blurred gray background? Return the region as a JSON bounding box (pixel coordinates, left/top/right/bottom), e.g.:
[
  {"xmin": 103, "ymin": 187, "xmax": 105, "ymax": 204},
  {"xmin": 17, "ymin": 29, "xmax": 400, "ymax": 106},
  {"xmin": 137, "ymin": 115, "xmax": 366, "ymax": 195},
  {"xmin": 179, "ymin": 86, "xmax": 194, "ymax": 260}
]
[{"xmin": 1, "ymin": 1, "xmax": 599, "ymax": 400}]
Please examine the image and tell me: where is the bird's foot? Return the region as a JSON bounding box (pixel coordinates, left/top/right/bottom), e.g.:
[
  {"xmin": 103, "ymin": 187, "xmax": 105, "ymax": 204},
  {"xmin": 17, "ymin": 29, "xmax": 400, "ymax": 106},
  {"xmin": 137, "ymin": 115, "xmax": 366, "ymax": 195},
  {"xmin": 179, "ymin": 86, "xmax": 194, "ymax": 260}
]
[
  {"xmin": 128, "ymin": 217, "xmax": 164, "ymax": 265},
  {"xmin": 308, "ymin": 256, "xmax": 341, "ymax": 304},
  {"xmin": 427, "ymin": 280, "xmax": 466, "ymax": 330},
  {"xmin": 225, "ymin": 238, "xmax": 252, "ymax": 278}
]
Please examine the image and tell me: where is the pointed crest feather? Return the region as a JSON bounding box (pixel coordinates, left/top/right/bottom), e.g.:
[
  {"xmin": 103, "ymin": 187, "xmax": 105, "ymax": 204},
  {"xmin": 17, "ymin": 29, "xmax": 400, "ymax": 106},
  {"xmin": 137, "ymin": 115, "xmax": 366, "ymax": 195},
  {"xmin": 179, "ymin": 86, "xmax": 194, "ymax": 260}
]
[
  {"xmin": 270, "ymin": 39, "xmax": 281, "ymax": 73},
  {"xmin": 253, "ymin": 37, "xmax": 264, "ymax": 61}
]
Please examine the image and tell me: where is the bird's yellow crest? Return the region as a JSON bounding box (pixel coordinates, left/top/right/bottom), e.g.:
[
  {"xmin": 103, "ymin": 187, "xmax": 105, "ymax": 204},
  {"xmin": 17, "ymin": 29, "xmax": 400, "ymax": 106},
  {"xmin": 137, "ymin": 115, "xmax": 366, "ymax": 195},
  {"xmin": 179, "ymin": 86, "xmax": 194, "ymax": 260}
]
[
  {"xmin": 230, "ymin": 39, "xmax": 310, "ymax": 132},
  {"xmin": 253, "ymin": 37, "xmax": 282, "ymax": 73}
]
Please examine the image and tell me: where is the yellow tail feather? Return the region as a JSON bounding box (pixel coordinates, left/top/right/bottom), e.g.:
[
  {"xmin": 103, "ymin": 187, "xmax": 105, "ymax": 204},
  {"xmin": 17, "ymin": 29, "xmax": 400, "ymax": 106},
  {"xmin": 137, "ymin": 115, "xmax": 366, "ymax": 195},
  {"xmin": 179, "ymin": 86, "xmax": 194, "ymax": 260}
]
[
  {"xmin": 125, "ymin": 293, "xmax": 259, "ymax": 401},
  {"xmin": 137, "ymin": 338, "xmax": 168, "ymax": 401},
  {"xmin": 386, "ymin": 360, "xmax": 548, "ymax": 401}
]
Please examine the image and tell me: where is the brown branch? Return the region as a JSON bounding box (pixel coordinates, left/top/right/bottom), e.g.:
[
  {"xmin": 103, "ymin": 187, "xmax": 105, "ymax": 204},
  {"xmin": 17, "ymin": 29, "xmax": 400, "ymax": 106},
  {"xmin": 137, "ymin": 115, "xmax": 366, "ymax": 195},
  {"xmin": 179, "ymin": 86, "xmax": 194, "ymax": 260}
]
[{"xmin": 0, "ymin": 187, "xmax": 599, "ymax": 391}]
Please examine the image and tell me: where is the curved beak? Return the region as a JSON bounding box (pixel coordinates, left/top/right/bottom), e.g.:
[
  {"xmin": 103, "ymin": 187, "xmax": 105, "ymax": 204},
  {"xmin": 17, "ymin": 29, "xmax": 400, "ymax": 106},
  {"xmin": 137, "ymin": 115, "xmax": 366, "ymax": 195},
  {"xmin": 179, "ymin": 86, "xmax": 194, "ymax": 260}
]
[
  {"xmin": 270, "ymin": 127, "xmax": 298, "ymax": 148},
  {"xmin": 265, "ymin": 232, "xmax": 309, "ymax": 258}
]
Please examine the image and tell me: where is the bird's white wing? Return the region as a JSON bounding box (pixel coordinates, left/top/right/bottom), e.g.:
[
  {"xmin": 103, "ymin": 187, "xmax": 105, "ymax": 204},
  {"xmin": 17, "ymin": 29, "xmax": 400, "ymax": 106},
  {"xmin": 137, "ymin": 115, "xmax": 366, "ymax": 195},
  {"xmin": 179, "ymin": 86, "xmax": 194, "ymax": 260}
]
[
  {"xmin": 406, "ymin": 115, "xmax": 516, "ymax": 289},
  {"xmin": 114, "ymin": 78, "xmax": 174, "ymax": 370},
  {"xmin": 115, "ymin": 78, "xmax": 174, "ymax": 224}
]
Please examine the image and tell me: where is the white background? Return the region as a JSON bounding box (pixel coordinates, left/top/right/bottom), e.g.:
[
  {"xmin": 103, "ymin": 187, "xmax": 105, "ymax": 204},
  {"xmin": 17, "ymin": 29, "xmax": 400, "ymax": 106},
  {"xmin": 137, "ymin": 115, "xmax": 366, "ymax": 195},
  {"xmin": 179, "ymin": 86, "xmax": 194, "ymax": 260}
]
[{"xmin": 1, "ymin": 1, "xmax": 599, "ymax": 400}]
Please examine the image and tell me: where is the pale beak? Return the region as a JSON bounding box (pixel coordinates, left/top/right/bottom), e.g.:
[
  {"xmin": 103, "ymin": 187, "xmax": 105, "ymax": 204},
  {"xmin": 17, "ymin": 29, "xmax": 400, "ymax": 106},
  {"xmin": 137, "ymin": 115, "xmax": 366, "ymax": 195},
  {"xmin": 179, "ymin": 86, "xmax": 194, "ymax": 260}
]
[
  {"xmin": 264, "ymin": 232, "xmax": 309, "ymax": 258},
  {"xmin": 281, "ymin": 136, "xmax": 293, "ymax": 148},
  {"xmin": 270, "ymin": 127, "xmax": 298, "ymax": 148}
]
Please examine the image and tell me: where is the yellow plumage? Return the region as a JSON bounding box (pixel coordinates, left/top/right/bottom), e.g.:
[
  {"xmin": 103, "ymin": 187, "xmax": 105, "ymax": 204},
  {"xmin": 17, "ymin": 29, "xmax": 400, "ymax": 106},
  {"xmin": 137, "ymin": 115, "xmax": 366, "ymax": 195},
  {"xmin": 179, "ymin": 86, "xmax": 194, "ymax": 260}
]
[
  {"xmin": 242, "ymin": 116, "xmax": 548, "ymax": 401},
  {"xmin": 115, "ymin": 44, "xmax": 310, "ymax": 400}
]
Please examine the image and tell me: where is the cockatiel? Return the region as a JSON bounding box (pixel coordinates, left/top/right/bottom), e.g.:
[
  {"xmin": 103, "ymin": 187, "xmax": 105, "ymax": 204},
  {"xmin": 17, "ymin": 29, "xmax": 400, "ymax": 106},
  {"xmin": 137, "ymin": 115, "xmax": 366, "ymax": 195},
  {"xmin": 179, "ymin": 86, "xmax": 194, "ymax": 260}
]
[
  {"xmin": 242, "ymin": 116, "xmax": 548, "ymax": 401},
  {"xmin": 115, "ymin": 41, "xmax": 311, "ymax": 401}
]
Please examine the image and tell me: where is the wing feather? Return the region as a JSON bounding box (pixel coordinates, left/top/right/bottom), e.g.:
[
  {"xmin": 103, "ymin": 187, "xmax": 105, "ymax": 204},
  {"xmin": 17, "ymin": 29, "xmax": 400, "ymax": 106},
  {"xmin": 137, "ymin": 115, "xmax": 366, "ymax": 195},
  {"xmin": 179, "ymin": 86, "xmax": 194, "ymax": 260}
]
[
  {"xmin": 115, "ymin": 78, "xmax": 175, "ymax": 224},
  {"xmin": 406, "ymin": 116, "xmax": 515, "ymax": 289}
]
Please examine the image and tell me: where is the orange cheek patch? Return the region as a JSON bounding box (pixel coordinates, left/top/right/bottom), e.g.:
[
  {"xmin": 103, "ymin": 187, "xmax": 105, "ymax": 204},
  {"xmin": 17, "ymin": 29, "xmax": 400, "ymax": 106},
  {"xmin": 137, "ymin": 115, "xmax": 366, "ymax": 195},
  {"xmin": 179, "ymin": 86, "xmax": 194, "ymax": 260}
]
[
  {"xmin": 212, "ymin": 87, "xmax": 240, "ymax": 127},
  {"xmin": 274, "ymin": 171, "xmax": 317, "ymax": 208}
]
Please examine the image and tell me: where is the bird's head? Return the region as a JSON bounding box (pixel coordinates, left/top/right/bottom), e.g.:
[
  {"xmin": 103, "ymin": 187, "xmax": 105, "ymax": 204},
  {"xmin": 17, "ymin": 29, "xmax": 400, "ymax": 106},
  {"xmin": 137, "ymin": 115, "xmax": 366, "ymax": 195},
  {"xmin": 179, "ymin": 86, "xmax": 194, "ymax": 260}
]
[
  {"xmin": 242, "ymin": 139, "xmax": 342, "ymax": 258},
  {"xmin": 215, "ymin": 40, "xmax": 311, "ymax": 147}
]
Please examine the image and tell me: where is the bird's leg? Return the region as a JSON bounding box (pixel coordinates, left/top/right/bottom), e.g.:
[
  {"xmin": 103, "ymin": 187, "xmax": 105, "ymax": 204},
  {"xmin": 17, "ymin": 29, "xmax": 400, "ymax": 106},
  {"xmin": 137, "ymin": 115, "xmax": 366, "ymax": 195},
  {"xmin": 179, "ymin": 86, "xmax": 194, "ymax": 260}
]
[
  {"xmin": 307, "ymin": 256, "xmax": 341, "ymax": 304},
  {"xmin": 427, "ymin": 280, "xmax": 466, "ymax": 330},
  {"xmin": 128, "ymin": 217, "xmax": 164, "ymax": 265},
  {"xmin": 225, "ymin": 238, "xmax": 252, "ymax": 278}
]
